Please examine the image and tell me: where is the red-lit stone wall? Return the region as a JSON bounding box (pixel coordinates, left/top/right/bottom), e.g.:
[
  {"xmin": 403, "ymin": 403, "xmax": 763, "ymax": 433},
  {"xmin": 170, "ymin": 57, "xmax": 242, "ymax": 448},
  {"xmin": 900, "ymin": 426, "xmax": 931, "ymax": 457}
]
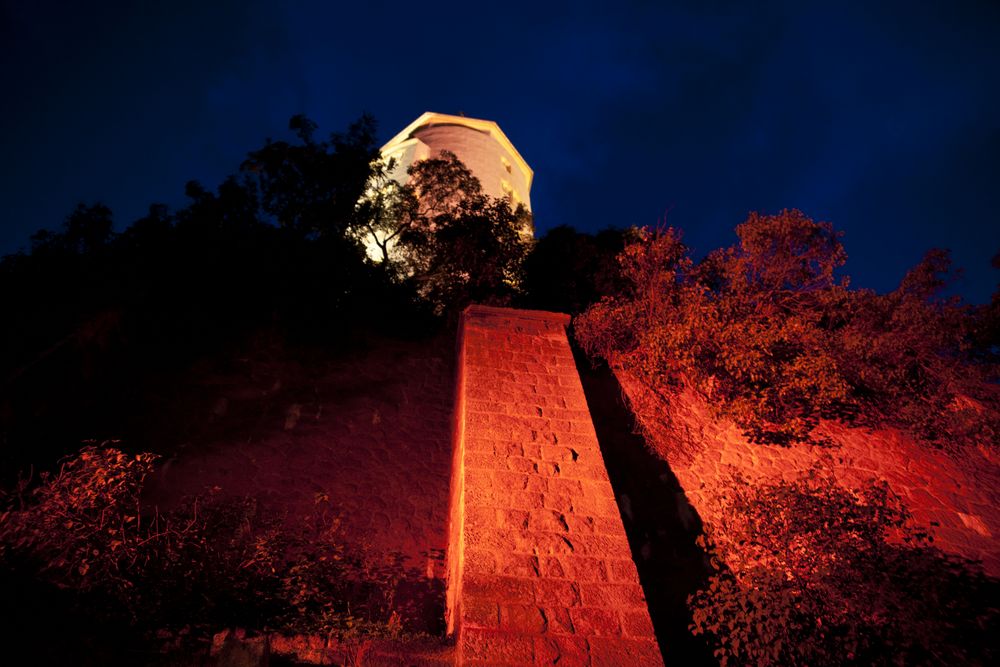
[
  {"xmin": 617, "ymin": 374, "xmax": 1000, "ymax": 576},
  {"xmin": 145, "ymin": 335, "xmax": 455, "ymax": 634},
  {"xmin": 448, "ymin": 306, "xmax": 663, "ymax": 666}
]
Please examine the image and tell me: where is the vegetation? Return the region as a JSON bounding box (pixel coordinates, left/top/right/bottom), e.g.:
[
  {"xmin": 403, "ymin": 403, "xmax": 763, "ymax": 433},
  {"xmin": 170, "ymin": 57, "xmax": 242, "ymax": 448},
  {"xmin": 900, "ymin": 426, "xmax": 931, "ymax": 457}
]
[
  {"xmin": 522, "ymin": 224, "xmax": 638, "ymax": 315},
  {"xmin": 0, "ymin": 115, "xmax": 531, "ymax": 475},
  {"xmin": 576, "ymin": 210, "xmax": 1000, "ymax": 664},
  {"xmin": 359, "ymin": 150, "xmax": 532, "ymax": 314},
  {"xmin": 689, "ymin": 469, "xmax": 999, "ymax": 666},
  {"xmin": 2, "ymin": 109, "xmax": 998, "ymax": 666},
  {"xmin": 576, "ymin": 210, "xmax": 999, "ymax": 449},
  {"xmin": 0, "ymin": 444, "xmax": 412, "ymax": 642},
  {"xmin": 0, "ymin": 114, "xmax": 531, "ymax": 658}
]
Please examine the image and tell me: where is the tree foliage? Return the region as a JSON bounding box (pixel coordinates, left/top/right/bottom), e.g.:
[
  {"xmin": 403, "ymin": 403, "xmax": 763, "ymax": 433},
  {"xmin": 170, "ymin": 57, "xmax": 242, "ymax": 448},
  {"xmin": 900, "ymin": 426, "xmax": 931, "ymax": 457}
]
[
  {"xmin": 359, "ymin": 150, "xmax": 532, "ymax": 314},
  {"xmin": 521, "ymin": 224, "xmax": 637, "ymax": 315},
  {"xmin": 402, "ymin": 152, "xmax": 530, "ymax": 312},
  {"xmin": 0, "ymin": 115, "xmax": 441, "ymax": 473},
  {"xmin": 241, "ymin": 113, "xmax": 379, "ymax": 241},
  {"xmin": 576, "ymin": 210, "xmax": 999, "ymax": 448},
  {"xmin": 0, "ymin": 111, "xmax": 539, "ymax": 479}
]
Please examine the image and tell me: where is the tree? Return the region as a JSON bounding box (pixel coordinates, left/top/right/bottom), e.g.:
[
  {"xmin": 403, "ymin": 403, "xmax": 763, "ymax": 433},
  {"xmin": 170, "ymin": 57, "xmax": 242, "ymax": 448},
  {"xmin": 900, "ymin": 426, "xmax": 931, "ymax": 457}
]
[
  {"xmin": 0, "ymin": 114, "xmax": 430, "ymax": 476},
  {"xmin": 355, "ymin": 150, "xmax": 532, "ymax": 314},
  {"xmin": 576, "ymin": 210, "xmax": 998, "ymax": 449},
  {"xmin": 21, "ymin": 202, "xmax": 115, "ymax": 258},
  {"xmin": 241, "ymin": 113, "xmax": 379, "ymax": 241},
  {"xmin": 521, "ymin": 225, "xmax": 637, "ymax": 315},
  {"xmin": 395, "ymin": 151, "xmax": 531, "ymax": 314},
  {"xmin": 970, "ymin": 250, "xmax": 1000, "ymax": 363},
  {"xmin": 352, "ymin": 157, "xmax": 412, "ymax": 267},
  {"xmin": 63, "ymin": 203, "xmax": 115, "ymax": 255}
]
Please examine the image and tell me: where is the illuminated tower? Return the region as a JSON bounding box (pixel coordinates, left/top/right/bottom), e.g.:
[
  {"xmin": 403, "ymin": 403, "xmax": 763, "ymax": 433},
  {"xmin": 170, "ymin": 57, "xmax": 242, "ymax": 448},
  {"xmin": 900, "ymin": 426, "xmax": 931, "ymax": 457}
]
[{"xmin": 380, "ymin": 112, "xmax": 533, "ymax": 214}]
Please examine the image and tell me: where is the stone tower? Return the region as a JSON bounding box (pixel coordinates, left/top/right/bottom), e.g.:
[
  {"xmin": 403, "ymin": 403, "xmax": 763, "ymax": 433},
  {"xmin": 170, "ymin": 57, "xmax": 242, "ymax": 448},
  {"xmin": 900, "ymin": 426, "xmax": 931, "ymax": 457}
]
[{"xmin": 381, "ymin": 112, "xmax": 533, "ymax": 213}]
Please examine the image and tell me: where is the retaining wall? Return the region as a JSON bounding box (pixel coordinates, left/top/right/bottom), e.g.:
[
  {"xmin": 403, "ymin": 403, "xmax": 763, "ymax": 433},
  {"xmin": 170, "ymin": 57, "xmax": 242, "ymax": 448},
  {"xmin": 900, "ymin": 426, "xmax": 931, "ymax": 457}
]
[{"xmin": 446, "ymin": 306, "xmax": 663, "ymax": 666}]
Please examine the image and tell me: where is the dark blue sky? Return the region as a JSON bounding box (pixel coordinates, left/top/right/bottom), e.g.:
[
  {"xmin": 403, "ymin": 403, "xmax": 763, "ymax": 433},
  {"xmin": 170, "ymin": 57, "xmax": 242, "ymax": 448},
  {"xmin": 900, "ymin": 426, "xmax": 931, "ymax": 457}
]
[{"xmin": 2, "ymin": 0, "xmax": 998, "ymax": 301}]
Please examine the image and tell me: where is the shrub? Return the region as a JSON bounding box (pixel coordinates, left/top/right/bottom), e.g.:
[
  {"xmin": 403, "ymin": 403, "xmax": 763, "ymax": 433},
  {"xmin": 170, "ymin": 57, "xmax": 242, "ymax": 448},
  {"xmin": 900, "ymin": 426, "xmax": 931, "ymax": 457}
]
[
  {"xmin": 0, "ymin": 443, "xmax": 410, "ymax": 641},
  {"xmin": 575, "ymin": 211, "xmax": 999, "ymax": 449},
  {"xmin": 688, "ymin": 470, "xmax": 999, "ymax": 666},
  {"xmin": 0, "ymin": 445, "xmax": 160, "ymax": 598}
]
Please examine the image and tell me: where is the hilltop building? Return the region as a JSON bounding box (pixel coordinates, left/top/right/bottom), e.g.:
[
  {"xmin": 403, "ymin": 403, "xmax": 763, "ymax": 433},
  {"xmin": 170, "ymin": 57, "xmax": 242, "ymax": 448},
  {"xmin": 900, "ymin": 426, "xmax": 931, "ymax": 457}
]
[
  {"xmin": 362, "ymin": 112, "xmax": 534, "ymax": 263},
  {"xmin": 380, "ymin": 111, "xmax": 533, "ymax": 212}
]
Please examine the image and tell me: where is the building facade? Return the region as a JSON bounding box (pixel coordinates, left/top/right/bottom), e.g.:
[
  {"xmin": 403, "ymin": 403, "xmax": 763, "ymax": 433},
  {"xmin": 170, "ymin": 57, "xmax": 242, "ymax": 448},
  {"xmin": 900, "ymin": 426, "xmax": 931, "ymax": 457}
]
[{"xmin": 381, "ymin": 112, "xmax": 533, "ymax": 213}]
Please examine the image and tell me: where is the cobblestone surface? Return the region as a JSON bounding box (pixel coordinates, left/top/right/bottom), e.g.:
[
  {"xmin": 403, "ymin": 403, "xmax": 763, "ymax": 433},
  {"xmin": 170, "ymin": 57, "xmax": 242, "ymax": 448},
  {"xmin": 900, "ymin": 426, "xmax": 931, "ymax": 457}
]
[{"xmin": 451, "ymin": 306, "xmax": 663, "ymax": 666}]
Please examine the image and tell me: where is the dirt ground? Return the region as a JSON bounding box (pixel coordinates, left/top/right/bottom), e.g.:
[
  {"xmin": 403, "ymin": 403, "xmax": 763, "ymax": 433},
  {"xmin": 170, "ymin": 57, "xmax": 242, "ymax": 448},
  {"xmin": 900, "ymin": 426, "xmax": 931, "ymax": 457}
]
[{"xmin": 142, "ymin": 330, "xmax": 457, "ymax": 634}]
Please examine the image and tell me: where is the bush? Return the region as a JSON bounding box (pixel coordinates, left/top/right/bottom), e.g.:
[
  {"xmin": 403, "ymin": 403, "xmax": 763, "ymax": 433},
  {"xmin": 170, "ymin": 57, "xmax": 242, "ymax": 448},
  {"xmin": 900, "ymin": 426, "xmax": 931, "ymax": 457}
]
[
  {"xmin": 0, "ymin": 443, "xmax": 409, "ymax": 641},
  {"xmin": 575, "ymin": 211, "xmax": 999, "ymax": 449},
  {"xmin": 688, "ymin": 470, "xmax": 999, "ymax": 666}
]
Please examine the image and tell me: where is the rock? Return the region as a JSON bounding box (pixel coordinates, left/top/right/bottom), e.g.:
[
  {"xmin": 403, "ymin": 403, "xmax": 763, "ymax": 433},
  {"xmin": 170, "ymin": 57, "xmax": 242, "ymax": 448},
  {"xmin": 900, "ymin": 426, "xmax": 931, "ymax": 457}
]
[{"xmin": 211, "ymin": 628, "xmax": 267, "ymax": 667}]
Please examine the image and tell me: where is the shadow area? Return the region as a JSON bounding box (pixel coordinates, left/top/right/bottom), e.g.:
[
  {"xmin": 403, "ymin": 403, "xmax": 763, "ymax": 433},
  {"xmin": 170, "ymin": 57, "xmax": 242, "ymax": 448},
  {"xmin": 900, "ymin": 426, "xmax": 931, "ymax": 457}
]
[{"xmin": 574, "ymin": 350, "xmax": 715, "ymax": 666}]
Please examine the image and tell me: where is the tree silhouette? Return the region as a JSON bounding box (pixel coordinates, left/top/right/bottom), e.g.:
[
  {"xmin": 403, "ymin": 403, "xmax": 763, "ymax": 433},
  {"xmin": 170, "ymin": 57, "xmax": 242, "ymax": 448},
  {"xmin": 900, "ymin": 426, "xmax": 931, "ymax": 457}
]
[
  {"xmin": 395, "ymin": 151, "xmax": 531, "ymax": 314},
  {"xmin": 522, "ymin": 224, "xmax": 637, "ymax": 315},
  {"xmin": 241, "ymin": 113, "xmax": 379, "ymax": 241},
  {"xmin": 355, "ymin": 150, "xmax": 533, "ymax": 313},
  {"xmin": 0, "ymin": 114, "xmax": 428, "ymax": 474}
]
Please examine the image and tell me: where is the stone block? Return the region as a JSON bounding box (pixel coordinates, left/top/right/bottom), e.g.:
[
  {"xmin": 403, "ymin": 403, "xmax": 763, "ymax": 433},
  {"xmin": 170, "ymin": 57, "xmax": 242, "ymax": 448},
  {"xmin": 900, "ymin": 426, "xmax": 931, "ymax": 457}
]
[
  {"xmin": 574, "ymin": 533, "xmax": 633, "ymax": 559},
  {"xmin": 534, "ymin": 579, "xmax": 582, "ymax": 608},
  {"xmin": 569, "ymin": 607, "xmax": 622, "ymax": 636},
  {"xmin": 620, "ymin": 609, "xmax": 657, "ymax": 638},
  {"xmin": 507, "ymin": 490, "xmax": 547, "ymax": 510},
  {"xmin": 604, "ymin": 558, "xmax": 640, "ymax": 583},
  {"xmin": 498, "ymin": 553, "xmax": 541, "ymax": 578},
  {"xmin": 539, "ymin": 445, "xmax": 580, "ymax": 463},
  {"xmin": 529, "ymin": 508, "xmax": 571, "ymax": 533},
  {"xmin": 499, "ymin": 604, "xmax": 548, "ymax": 634},
  {"xmin": 538, "ymin": 555, "xmax": 567, "ymax": 579},
  {"xmin": 578, "ymin": 582, "xmax": 647, "ymax": 609},
  {"xmin": 499, "ymin": 508, "xmax": 531, "ymax": 531},
  {"xmin": 588, "ymin": 637, "xmax": 663, "ymax": 666},
  {"xmin": 547, "ymin": 477, "xmax": 585, "ymax": 496},
  {"xmin": 464, "ymin": 547, "xmax": 499, "ymax": 575},
  {"xmin": 464, "ymin": 526, "xmax": 517, "ymax": 552},
  {"xmin": 463, "ymin": 598, "xmax": 500, "ymax": 630},
  {"xmin": 560, "ymin": 555, "xmax": 609, "ymax": 582},
  {"xmin": 534, "ymin": 635, "xmax": 590, "ymax": 665},
  {"xmin": 463, "ymin": 574, "xmax": 536, "ymax": 604},
  {"xmin": 461, "ymin": 629, "xmax": 534, "ymax": 665},
  {"xmin": 542, "ymin": 606, "xmax": 577, "ymax": 635}
]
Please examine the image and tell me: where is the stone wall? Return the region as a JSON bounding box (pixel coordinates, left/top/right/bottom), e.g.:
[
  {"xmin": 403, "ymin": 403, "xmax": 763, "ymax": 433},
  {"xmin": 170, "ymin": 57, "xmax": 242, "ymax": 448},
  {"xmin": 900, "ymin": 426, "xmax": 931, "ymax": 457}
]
[
  {"xmin": 146, "ymin": 334, "xmax": 456, "ymax": 633},
  {"xmin": 447, "ymin": 306, "xmax": 663, "ymax": 666},
  {"xmin": 148, "ymin": 313, "xmax": 667, "ymax": 664}
]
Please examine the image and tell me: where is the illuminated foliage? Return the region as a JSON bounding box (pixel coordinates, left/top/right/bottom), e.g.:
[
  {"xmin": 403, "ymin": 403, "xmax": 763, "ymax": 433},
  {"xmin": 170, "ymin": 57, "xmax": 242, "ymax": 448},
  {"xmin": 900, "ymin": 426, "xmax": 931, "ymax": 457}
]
[
  {"xmin": 0, "ymin": 444, "xmax": 414, "ymax": 640},
  {"xmin": 689, "ymin": 471, "xmax": 999, "ymax": 666},
  {"xmin": 576, "ymin": 210, "xmax": 999, "ymax": 448}
]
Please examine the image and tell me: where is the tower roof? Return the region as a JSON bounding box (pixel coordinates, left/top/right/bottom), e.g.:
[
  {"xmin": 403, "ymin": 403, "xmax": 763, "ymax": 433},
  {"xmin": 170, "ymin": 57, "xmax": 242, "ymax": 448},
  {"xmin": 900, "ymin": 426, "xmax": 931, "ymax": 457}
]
[{"xmin": 380, "ymin": 112, "xmax": 533, "ymax": 190}]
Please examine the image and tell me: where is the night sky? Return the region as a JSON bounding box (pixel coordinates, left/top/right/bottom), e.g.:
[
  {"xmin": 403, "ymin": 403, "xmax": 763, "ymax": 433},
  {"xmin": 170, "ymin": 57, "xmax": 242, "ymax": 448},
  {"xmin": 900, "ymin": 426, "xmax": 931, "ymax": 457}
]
[{"xmin": 3, "ymin": 1, "xmax": 998, "ymax": 302}]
